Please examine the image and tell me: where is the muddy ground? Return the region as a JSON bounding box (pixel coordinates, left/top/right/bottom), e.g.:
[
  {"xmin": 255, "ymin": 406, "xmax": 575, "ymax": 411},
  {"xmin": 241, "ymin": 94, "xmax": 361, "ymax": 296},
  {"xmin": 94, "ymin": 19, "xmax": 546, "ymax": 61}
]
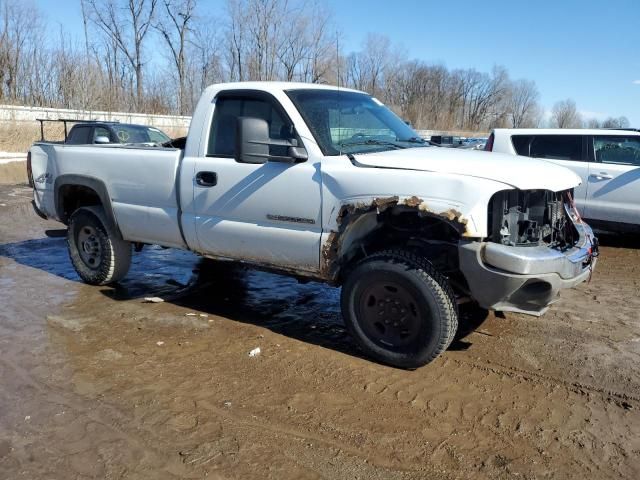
[{"xmin": 0, "ymin": 184, "xmax": 639, "ymax": 480}]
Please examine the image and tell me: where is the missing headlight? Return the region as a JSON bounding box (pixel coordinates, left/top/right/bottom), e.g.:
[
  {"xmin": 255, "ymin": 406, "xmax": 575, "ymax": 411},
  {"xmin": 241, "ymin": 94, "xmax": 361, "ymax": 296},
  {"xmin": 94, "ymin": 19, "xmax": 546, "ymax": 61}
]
[{"xmin": 488, "ymin": 189, "xmax": 578, "ymax": 249}]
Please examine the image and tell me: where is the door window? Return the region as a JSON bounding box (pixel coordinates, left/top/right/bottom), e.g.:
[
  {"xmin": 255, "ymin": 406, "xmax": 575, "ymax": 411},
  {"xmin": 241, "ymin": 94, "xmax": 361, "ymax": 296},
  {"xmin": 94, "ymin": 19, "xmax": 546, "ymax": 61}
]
[
  {"xmin": 529, "ymin": 135, "xmax": 584, "ymax": 161},
  {"xmin": 207, "ymin": 95, "xmax": 289, "ymax": 158},
  {"xmin": 593, "ymin": 136, "xmax": 640, "ymax": 166}
]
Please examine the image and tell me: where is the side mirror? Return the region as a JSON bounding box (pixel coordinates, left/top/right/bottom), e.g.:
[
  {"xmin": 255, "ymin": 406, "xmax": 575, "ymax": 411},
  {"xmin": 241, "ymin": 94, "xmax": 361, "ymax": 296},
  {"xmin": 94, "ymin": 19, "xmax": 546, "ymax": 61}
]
[
  {"xmin": 94, "ymin": 136, "xmax": 110, "ymax": 144},
  {"xmin": 235, "ymin": 117, "xmax": 307, "ymax": 164}
]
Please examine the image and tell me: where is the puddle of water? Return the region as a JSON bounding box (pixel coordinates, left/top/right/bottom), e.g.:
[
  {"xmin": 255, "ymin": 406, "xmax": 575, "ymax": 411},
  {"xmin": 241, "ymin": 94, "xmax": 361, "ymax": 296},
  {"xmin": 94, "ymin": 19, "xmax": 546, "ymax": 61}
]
[{"xmin": 0, "ymin": 235, "xmax": 352, "ymax": 352}]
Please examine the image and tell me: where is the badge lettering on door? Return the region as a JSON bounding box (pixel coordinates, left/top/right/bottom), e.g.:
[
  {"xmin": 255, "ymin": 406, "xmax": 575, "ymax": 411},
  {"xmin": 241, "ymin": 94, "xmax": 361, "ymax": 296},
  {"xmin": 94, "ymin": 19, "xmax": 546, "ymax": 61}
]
[{"xmin": 266, "ymin": 214, "xmax": 315, "ymax": 225}]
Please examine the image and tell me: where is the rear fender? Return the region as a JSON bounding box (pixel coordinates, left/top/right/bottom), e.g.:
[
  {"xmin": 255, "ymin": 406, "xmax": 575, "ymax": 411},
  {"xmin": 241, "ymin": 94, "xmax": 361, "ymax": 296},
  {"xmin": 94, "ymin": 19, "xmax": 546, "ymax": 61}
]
[{"xmin": 54, "ymin": 174, "xmax": 121, "ymax": 236}]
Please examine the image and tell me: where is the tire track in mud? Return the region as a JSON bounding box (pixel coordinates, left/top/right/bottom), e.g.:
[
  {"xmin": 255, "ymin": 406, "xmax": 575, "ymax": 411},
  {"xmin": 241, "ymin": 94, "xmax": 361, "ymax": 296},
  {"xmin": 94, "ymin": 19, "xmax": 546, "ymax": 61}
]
[
  {"xmin": 0, "ymin": 348, "xmax": 199, "ymax": 478},
  {"xmin": 450, "ymin": 357, "xmax": 640, "ymax": 407},
  {"xmin": 0, "ymin": 298, "xmax": 209, "ymax": 478},
  {"xmin": 192, "ymin": 398, "xmax": 447, "ymax": 479},
  {"xmin": 256, "ymin": 347, "xmax": 639, "ymax": 477}
]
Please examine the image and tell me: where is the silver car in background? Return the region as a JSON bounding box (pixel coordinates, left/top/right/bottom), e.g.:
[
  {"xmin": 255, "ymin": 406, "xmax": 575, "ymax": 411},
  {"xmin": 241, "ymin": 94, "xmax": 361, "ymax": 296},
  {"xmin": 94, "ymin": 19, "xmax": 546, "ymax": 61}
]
[{"xmin": 486, "ymin": 128, "xmax": 640, "ymax": 233}]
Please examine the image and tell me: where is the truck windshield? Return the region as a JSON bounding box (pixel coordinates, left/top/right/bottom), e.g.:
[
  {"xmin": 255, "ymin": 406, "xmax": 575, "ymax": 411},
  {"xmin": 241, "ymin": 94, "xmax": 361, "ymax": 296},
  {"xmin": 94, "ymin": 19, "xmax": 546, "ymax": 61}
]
[{"xmin": 286, "ymin": 89, "xmax": 427, "ymax": 156}]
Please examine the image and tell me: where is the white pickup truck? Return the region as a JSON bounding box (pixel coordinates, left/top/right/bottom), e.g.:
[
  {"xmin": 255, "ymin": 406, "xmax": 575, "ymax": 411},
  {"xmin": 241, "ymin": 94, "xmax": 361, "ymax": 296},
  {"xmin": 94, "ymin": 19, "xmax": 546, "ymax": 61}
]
[{"xmin": 28, "ymin": 82, "xmax": 598, "ymax": 368}]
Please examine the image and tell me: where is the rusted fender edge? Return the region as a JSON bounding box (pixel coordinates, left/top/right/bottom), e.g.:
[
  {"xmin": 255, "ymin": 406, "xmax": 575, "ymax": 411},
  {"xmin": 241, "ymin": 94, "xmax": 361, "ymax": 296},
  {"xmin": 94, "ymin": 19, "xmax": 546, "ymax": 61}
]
[{"xmin": 320, "ymin": 195, "xmax": 469, "ymax": 281}]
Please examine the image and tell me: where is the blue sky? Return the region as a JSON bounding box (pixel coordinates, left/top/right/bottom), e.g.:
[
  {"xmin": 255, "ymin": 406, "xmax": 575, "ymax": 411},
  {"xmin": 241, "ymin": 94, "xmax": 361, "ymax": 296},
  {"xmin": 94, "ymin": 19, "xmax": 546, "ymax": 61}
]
[{"xmin": 38, "ymin": 0, "xmax": 640, "ymax": 125}]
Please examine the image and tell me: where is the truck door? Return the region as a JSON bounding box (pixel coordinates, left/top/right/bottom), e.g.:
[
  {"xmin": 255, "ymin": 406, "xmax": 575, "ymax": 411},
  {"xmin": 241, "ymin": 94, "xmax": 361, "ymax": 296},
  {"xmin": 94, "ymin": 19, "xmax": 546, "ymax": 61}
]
[
  {"xmin": 584, "ymin": 135, "xmax": 640, "ymax": 226},
  {"xmin": 190, "ymin": 91, "xmax": 322, "ymax": 273}
]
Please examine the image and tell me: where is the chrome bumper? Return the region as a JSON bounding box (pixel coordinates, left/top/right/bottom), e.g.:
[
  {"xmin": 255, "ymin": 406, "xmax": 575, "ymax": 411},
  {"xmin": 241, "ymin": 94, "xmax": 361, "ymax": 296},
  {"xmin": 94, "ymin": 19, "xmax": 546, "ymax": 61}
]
[{"xmin": 459, "ymin": 220, "xmax": 598, "ymax": 316}]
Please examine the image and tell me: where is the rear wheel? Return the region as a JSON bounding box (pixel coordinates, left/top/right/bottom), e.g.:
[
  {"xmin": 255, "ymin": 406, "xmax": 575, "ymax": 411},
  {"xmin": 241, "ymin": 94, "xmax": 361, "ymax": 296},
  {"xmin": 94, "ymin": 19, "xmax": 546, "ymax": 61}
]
[
  {"xmin": 341, "ymin": 249, "xmax": 458, "ymax": 369},
  {"xmin": 67, "ymin": 207, "xmax": 131, "ymax": 285}
]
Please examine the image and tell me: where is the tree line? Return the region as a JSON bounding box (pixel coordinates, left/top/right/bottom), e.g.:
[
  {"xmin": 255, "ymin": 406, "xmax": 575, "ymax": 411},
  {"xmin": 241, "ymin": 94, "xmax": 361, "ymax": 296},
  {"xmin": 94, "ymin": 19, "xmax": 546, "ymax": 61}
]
[{"xmin": 0, "ymin": 0, "xmax": 629, "ymax": 131}]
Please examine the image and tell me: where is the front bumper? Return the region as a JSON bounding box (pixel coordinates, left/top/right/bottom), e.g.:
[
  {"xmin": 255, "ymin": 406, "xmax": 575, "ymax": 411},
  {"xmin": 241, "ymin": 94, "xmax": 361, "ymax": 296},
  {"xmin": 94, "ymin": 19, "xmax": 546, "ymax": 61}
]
[{"xmin": 459, "ymin": 220, "xmax": 597, "ymax": 316}]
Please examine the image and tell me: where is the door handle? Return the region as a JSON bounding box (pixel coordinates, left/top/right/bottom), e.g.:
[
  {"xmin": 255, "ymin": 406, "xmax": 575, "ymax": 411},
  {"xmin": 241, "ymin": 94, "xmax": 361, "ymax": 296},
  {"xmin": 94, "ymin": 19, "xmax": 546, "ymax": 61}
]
[
  {"xmin": 590, "ymin": 172, "xmax": 613, "ymax": 180},
  {"xmin": 196, "ymin": 171, "xmax": 217, "ymax": 187}
]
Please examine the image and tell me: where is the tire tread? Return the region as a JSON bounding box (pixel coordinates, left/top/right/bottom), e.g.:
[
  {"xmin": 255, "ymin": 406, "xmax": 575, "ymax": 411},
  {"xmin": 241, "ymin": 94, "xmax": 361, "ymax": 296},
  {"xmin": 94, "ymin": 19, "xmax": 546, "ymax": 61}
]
[
  {"xmin": 342, "ymin": 248, "xmax": 458, "ymax": 368},
  {"xmin": 67, "ymin": 207, "xmax": 131, "ymax": 285}
]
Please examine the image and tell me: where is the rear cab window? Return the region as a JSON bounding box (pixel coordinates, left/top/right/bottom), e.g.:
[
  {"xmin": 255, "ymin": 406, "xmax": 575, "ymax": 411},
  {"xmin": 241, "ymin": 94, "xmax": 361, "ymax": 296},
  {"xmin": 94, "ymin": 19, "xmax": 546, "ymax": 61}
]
[{"xmin": 66, "ymin": 126, "xmax": 92, "ymax": 145}]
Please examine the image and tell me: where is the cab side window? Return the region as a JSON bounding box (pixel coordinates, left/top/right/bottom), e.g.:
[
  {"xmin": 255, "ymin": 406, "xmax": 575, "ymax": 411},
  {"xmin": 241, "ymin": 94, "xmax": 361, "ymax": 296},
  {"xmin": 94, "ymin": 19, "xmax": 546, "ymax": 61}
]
[
  {"xmin": 594, "ymin": 136, "xmax": 640, "ymax": 166},
  {"xmin": 93, "ymin": 126, "xmax": 112, "ymax": 143},
  {"xmin": 67, "ymin": 126, "xmax": 91, "ymax": 145},
  {"xmin": 207, "ymin": 95, "xmax": 290, "ymax": 158},
  {"xmin": 529, "ymin": 135, "xmax": 583, "ymax": 161}
]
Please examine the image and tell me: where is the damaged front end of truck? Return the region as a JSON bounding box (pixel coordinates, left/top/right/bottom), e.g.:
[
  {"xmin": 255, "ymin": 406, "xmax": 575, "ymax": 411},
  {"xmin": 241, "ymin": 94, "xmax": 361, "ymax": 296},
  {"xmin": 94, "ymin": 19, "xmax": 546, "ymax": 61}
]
[{"xmin": 459, "ymin": 188, "xmax": 598, "ymax": 315}]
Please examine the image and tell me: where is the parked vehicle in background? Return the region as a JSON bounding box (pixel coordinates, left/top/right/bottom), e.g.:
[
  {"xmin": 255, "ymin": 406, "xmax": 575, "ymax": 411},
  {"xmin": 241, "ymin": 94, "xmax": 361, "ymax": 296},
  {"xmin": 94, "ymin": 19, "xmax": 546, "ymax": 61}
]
[
  {"xmin": 487, "ymin": 128, "xmax": 640, "ymax": 233},
  {"xmin": 36, "ymin": 119, "xmax": 171, "ymax": 146},
  {"xmin": 28, "ymin": 82, "xmax": 598, "ymax": 368},
  {"xmin": 462, "ymin": 137, "xmax": 488, "ymax": 150},
  {"xmin": 430, "ymin": 135, "xmax": 464, "ymax": 147}
]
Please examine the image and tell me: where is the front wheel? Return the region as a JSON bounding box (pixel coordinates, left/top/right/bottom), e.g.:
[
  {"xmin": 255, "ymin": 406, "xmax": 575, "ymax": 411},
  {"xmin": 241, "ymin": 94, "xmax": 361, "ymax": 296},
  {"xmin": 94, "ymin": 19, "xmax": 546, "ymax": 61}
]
[
  {"xmin": 67, "ymin": 206, "xmax": 131, "ymax": 285},
  {"xmin": 340, "ymin": 250, "xmax": 458, "ymax": 369}
]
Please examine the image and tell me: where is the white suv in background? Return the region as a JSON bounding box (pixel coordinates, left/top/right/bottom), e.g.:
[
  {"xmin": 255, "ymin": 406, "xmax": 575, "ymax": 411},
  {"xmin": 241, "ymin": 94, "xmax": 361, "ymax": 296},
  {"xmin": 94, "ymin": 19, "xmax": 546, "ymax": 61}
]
[{"xmin": 487, "ymin": 128, "xmax": 640, "ymax": 233}]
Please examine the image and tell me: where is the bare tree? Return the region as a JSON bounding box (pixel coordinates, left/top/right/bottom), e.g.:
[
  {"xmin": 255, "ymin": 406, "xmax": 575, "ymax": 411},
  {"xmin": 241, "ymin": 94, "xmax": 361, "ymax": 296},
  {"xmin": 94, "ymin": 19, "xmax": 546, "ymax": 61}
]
[
  {"xmin": 395, "ymin": 62, "xmax": 450, "ymax": 128},
  {"xmin": 299, "ymin": 3, "xmax": 335, "ymax": 83},
  {"xmin": 551, "ymin": 99, "xmax": 582, "ymax": 128},
  {"xmin": 86, "ymin": 0, "xmax": 158, "ymax": 109},
  {"xmin": 456, "ymin": 66, "xmax": 509, "ymax": 130},
  {"xmin": 0, "ymin": 0, "xmax": 42, "ymax": 102},
  {"xmin": 154, "ymin": 0, "xmax": 196, "ymax": 114},
  {"xmin": 224, "ymin": 0, "xmax": 247, "ymax": 81},
  {"xmin": 507, "ymin": 79, "xmax": 540, "ymax": 128},
  {"xmin": 190, "ymin": 18, "xmax": 223, "ymax": 108},
  {"xmin": 246, "ymin": 0, "xmax": 287, "ymax": 81},
  {"xmin": 351, "ymin": 33, "xmax": 387, "ymax": 95},
  {"xmin": 275, "ymin": 1, "xmax": 333, "ymax": 83},
  {"xmin": 601, "ymin": 116, "xmax": 630, "ymax": 129}
]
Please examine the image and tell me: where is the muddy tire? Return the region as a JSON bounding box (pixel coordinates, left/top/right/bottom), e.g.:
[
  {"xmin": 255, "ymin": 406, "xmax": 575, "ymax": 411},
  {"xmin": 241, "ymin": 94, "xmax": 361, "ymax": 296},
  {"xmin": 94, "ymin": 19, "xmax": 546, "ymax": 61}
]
[
  {"xmin": 340, "ymin": 249, "xmax": 458, "ymax": 369},
  {"xmin": 67, "ymin": 206, "xmax": 131, "ymax": 285}
]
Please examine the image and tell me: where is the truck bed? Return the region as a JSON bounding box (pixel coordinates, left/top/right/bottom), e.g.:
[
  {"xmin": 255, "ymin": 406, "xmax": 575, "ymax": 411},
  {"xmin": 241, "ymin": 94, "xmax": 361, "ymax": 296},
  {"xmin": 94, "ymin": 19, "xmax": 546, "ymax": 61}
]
[{"xmin": 30, "ymin": 143, "xmax": 186, "ymax": 248}]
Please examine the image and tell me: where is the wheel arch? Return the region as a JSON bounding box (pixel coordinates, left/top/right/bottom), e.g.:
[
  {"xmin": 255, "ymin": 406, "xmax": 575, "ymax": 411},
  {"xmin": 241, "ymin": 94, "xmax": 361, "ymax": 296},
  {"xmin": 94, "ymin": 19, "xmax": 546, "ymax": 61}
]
[
  {"xmin": 54, "ymin": 174, "xmax": 121, "ymax": 236},
  {"xmin": 322, "ymin": 197, "xmax": 467, "ymax": 284}
]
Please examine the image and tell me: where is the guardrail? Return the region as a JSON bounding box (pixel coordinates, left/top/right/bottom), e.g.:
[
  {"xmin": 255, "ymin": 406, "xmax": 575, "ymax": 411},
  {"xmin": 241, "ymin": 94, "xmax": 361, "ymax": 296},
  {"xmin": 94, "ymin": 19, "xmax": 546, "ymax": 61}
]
[{"xmin": 0, "ymin": 104, "xmax": 190, "ymax": 130}]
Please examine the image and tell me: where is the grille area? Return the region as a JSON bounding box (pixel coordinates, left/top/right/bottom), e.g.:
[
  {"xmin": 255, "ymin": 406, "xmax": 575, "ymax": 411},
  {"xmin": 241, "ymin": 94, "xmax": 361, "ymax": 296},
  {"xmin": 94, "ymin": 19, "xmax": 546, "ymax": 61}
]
[{"xmin": 488, "ymin": 189, "xmax": 578, "ymax": 249}]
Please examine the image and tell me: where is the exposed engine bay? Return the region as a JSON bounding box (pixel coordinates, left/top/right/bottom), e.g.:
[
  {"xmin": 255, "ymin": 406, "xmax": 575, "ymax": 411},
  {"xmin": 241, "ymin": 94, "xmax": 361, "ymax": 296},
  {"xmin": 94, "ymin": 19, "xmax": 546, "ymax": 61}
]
[{"xmin": 488, "ymin": 189, "xmax": 579, "ymax": 250}]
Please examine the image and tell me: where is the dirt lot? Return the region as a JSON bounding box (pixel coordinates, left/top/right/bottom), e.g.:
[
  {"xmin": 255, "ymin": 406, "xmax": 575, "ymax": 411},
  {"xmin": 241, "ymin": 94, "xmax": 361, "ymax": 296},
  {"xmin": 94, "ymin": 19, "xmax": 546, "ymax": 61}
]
[
  {"xmin": 0, "ymin": 160, "xmax": 27, "ymax": 185},
  {"xmin": 0, "ymin": 184, "xmax": 639, "ymax": 480}
]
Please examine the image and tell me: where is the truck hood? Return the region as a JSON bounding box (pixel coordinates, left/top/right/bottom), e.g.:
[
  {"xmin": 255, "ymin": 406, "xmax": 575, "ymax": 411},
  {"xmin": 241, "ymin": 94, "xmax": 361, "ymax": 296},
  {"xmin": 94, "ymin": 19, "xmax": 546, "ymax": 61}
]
[{"xmin": 352, "ymin": 147, "xmax": 581, "ymax": 191}]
